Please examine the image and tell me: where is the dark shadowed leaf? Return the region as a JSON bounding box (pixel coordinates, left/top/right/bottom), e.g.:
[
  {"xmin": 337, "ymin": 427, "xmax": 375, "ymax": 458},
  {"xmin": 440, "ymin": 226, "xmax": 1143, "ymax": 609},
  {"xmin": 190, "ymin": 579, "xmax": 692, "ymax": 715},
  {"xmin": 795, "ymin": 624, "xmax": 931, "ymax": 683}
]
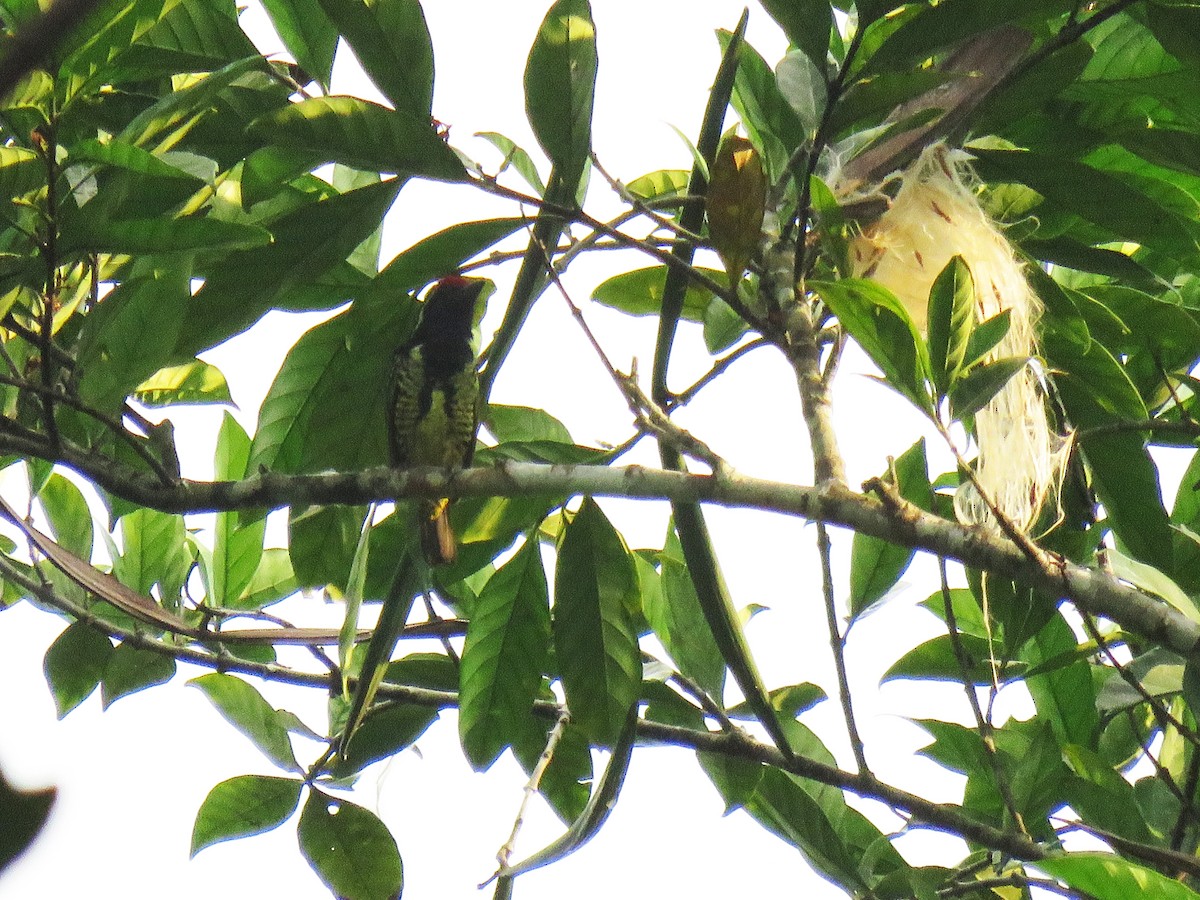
[
  {"xmin": 0, "ymin": 767, "xmax": 55, "ymax": 872},
  {"xmin": 553, "ymin": 499, "xmax": 640, "ymax": 745},
  {"xmin": 949, "ymin": 356, "xmax": 1027, "ymax": 420},
  {"xmin": 261, "ymin": 0, "xmax": 337, "ymax": 88},
  {"xmin": 250, "ymin": 96, "xmax": 464, "ymax": 180},
  {"xmin": 459, "ymin": 540, "xmax": 551, "ymax": 769},
  {"xmin": 315, "ymin": 0, "xmax": 431, "ymax": 114}
]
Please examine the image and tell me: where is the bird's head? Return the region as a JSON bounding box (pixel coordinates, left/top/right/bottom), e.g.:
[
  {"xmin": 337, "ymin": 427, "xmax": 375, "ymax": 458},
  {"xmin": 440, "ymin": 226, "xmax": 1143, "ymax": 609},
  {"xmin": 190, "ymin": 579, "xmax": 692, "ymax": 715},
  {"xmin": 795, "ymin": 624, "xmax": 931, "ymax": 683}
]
[{"xmin": 412, "ymin": 275, "xmax": 491, "ymax": 351}]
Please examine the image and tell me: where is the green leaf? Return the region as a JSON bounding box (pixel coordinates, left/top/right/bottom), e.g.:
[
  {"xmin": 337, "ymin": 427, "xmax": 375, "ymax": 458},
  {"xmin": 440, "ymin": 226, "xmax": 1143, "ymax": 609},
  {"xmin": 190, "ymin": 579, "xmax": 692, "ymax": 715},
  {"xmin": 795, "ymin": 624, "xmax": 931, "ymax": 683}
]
[
  {"xmin": 960, "ymin": 309, "xmax": 1011, "ymax": 372},
  {"xmin": 190, "ymin": 775, "xmax": 303, "ymax": 856},
  {"xmin": 459, "ymin": 540, "xmax": 551, "ymax": 769},
  {"xmin": 38, "ymin": 473, "xmax": 93, "ymax": 561},
  {"xmin": 625, "ymin": 169, "xmax": 689, "ymax": 201},
  {"xmin": 553, "ymin": 499, "xmax": 640, "ymax": 745},
  {"xmin": 524, "ymin": 0, "xmax": 597, "ymax": 195},
  {"xmin": 0, "ymin": 147, "xmax": 42, "ymax": 202},
  {"xmin": 1147, "ymin": 3, "xmax": 1200, "ymax": 69},
  {"xmin": 334, "ymin": 702, "xmax": 438, "ymax": 777},
  {"xmin": 69, "ymin": 138, "xmax": 204, "ymax": 180},
  {"xmin": 118, "ymin": 1, "xmax": 260, "ymax": 76},
  {"xmin": 850, "ymin": 439, "xmax": 932, "ymax": 617},
  {"xmin": 249, "ymin": 96, "xmax": 465, "ymax": 180},
  {"xmin": 1020, "ymin": 613, "xmax": 1098, "ymax": 748},
  {"xmin": 133, "ymin": 360, "xmax": 232, "ymax": 407},
  {"xmin": 1043, "ymin": 327, "xmax": 1173, "ymax": 572},
  {"xmin": 235, "ymin": 549, "xmax": 298, "ymax": 610},
  {"xmin": 703, "ymin": 295, "xmax": 749, "ymax": 353},
  {"xmin": 180, "ymin": 179, "xmax": 402, "ymax": 358},
  {"xmin": 716, "ymin": 30, "xmax": 804, "ymax": 181},
  {"xmin": 112, "ymin": 507, "xmax": 191, "ymax": 602},
  {"xmin": 758, "ymin": 0, "xmax": 832, "ymax": 68},
  {"xmin": 827, "ymin": 70, "xmax": 957, "ymax": 137},
  {"xmin": 485, "ymin": 405, "xmax": 573, "ymax": 444},
  {"xmin": 1062, "ymin": 744, "xmax": 1154, "ymax": 846},
  {"xmin": 374, "ymin": 218, "xmax": 528, "ymax": 296},
  {"xmin": 592, "ymin": 266, "xmax": 723, "ymax": 320},
  {"xmin": 1172, "ymin": 449, "xmax": 1200, "ymax": 594},
  {"xmin": 43, "ymin": 622, "xmax": 113, "ymax": 717},
  {"xmin": 698, "ymin": 752, "xmax": 763, "ymax": 813},
  {"xmin": 861, "ymin": 0, "xmax": 1067, "ymax": 75},
  {"xmin": 55, "ymin": 0, "xmax": 175, "ymax": 91},
  {"xmin": 189, "ymin": 673, "xmax": 299, "ymax": 771},
  {"xmin": 810, "ymin": 278, "xmax": 931, "ymax": 411},
  {"xmin": 315, "ymin": 0, "xmax": 431, "ymax": 114},
  {"xmin": 949, "ymin": 356, "xmax": 1027, "ymax": 420},
  {"xmin": 926, "ymin": 256, "xmax": 974, "ymax": 397},
  {"xmin": 775, "ymin": 49, "xmax": 827, "ymax": 137},
  {"xmin": 61, "ymin": 216, "xmax": 270, "ymax": 256},
  {"xmin": 972, "ymin": 147, "xmax": 1200, "ymax": 256},
  {"xmin": 883, "ymin": 633, "xmax": 1001, "ymax": 684},
  {"xmin": 288, "ymin": 505, "xmax": 369, "ymax": 592},
  {"xmin": 298, "ymin": 789, "xmax": 403, "ymax": 900},
  {"xmin": 101, "ymin": 642, "xmax": 176, "ymax": 708},
  {"xmin": 337, "ymin": 505, "xmax": 375, "ymax": 691},
  {"xmin": 1038, "ymin": 852, "xmax": 1200, "ymax": 900},
  {"xmin": 475, "ymin": 131, "xmax": 547, "ymax": 195},
  {"xmin": 209, "ymin": 415, "xmax": 264, "ymax": 606},
  {"xmin": 745, "ymin": 768, "xmax": 865, "ymax": 892},
  {"xmin": 119, "ymin": 55, "xmax": 268, "ymax": 149},
  {"xmin": 644, "ymin": 526, "xmax": 725, "ymax": 698},
  {"xmin": 260, "ymin": 0, "xmax": 337, "ymax": 88},
  {"xmin": 1107, "ymin": 549, "xmax": 1200, "ymax": 625},
  {"xmin": 75, "ymin": 267, "xmax": 190, "ymax": 412}
]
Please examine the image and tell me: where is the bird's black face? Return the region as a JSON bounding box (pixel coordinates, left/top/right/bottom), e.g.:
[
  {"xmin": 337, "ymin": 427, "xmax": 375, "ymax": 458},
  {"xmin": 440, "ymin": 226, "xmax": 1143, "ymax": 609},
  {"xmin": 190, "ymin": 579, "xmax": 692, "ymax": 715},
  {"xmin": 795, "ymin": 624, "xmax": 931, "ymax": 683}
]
[{"xmin": 414, "ymin": 276, "xmax": 485, "ymax": 346}]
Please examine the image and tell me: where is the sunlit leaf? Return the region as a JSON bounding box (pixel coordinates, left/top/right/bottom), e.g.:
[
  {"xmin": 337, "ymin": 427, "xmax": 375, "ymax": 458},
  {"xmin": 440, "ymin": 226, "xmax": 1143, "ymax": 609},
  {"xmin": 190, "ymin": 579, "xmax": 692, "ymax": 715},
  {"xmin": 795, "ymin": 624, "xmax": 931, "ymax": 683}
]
[
  {"xmin": 525, "ymin": 0, "xmax": 597, "ymax": 196},
  {"xmin": 190, "ymin": 775, "xmax": 303, "ymax": 856},
  {"xmin": 189, "ymin": 673, "xmax": 299, "ymax": 772}
]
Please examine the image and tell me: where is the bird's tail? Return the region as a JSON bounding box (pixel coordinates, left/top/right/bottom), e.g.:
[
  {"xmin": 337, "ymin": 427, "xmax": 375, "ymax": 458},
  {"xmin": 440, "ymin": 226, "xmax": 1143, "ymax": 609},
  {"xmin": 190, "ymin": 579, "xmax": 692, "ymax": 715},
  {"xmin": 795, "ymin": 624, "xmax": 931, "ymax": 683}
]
[{"xmin": 420, "ymin": 499, "xmax": 457, "ymax": 566}]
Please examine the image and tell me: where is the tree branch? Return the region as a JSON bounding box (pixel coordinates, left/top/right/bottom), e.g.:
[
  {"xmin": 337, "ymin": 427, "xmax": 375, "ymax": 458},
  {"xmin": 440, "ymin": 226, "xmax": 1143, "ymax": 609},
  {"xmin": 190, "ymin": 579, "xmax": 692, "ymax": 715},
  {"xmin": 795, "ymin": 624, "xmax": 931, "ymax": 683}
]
[
  {"xmin": 7, "ymin": 431, "xmax": 1199, "ymax": 662},
  {"xmin": 4, "ymin": 546, "xmax": 1050, "ymax": 868}
]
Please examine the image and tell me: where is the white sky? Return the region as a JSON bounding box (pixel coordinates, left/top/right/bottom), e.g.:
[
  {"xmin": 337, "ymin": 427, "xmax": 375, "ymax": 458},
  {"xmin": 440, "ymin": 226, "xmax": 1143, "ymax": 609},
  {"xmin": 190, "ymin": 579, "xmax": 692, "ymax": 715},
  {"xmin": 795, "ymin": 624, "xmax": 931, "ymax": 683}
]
[{"xmin": 0, "ymin": 2, "xmax": 1146, "ymax": 898}]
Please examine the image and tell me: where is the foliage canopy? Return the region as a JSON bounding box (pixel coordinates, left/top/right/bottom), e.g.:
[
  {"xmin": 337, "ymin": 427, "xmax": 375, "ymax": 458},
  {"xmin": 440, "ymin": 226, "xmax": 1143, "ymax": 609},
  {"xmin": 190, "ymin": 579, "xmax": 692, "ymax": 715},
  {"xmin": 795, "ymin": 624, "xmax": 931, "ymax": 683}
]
[{"xmin": 4, "ymin": 1, "xmax": 1200, "ymax": 898}]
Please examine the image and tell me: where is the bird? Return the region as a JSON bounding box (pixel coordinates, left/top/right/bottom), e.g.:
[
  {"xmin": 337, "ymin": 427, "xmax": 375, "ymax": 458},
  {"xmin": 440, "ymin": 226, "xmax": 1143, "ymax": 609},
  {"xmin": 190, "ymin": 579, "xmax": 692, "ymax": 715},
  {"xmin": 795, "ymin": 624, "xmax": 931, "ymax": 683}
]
[{"xmin": 388, "ymin": 275, "xmax": 486, "ymax": 565}]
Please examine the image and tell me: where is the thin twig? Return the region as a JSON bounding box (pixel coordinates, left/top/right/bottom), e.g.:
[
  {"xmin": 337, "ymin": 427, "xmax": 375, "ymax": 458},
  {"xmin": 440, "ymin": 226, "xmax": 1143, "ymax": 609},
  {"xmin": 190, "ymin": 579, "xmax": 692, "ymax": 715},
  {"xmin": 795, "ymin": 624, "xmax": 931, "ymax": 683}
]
[
  {"xmin": 1006, "ymin": 0, "xmax": 1142, "ymax": 85},
  {"xmin": 492, "ymin": 710, "xmax": 571, "ymax": 873},
  {"xmin": 534, "ymin": 237, "xmax": 730, "ymax": 473},
  {"xmin": 470, "ymin": 176, "xmax": 768, "ymax": 334},
  {"xmin": 0, "ymin": 371, "xmax": 176, "ymax": 484},
  {"xmin": 590, "ymin": 152, "xmax": 705, "ymax": 245},
  {"xmin": 419, "ymin": 588, "xmax": 461, "ymax": 667},
  {"xmin": 1080, "ymin": 613, "xmax": 1200, "ymax": 751},
  {"xmin": 672, "ymin": 338, "xmax": 769, "ymax": 407},
  {"xmin": 939, "ymin": 557, "xmax": 1027, "ymax": 835},
  {"xmin": 817, "ymin": 522, "xmax": 867, "ymax": 774}
]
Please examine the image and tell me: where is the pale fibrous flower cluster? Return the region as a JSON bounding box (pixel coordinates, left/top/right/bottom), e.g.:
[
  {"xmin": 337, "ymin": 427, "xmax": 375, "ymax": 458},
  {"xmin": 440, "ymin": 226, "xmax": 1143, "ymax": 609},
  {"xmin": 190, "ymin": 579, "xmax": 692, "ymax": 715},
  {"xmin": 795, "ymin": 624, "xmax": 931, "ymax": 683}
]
[{"xmin": 841, "ymin": 143, "xmax": 1069, "ymax": 532}]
